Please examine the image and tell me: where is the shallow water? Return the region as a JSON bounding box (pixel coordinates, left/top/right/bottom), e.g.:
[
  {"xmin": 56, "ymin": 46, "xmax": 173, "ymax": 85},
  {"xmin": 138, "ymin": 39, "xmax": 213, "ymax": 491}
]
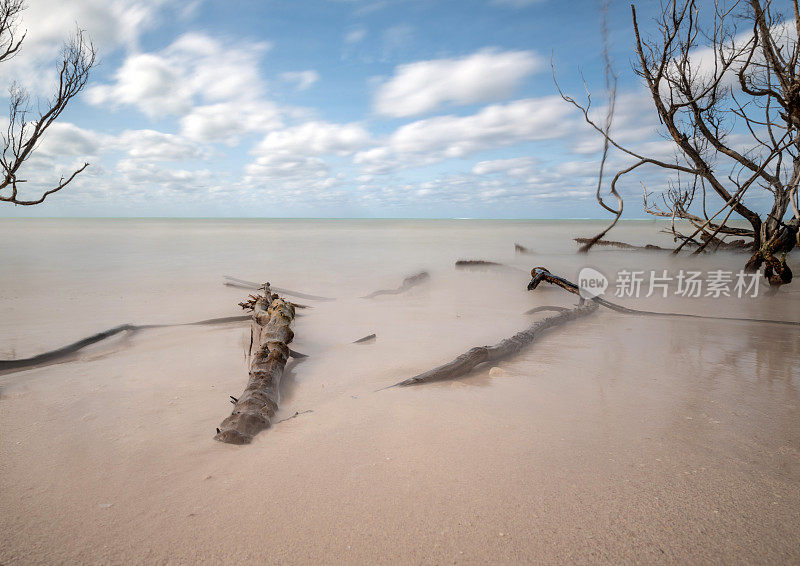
[{"xmin": 1, "ymin": 219, "xmax": 799, "ymax": 564}]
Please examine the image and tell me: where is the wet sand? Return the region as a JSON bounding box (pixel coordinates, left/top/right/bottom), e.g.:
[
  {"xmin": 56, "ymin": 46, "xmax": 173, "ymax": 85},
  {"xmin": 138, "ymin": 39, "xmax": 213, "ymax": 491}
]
[{"xmin": 1, "ymin": 219, "xmax": 798, "ymax": 564}]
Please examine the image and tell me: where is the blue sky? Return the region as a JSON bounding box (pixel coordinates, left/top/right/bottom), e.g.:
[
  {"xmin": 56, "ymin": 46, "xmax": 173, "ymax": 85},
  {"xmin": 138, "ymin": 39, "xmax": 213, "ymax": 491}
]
[{"xmin": 0, "ymin": 0, "xmax": 781, "ymax": 218}]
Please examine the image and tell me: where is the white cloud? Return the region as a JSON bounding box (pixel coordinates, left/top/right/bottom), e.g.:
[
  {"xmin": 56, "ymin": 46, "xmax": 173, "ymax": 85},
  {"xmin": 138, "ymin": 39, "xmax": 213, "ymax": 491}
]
[
  {"xmin": 280, "ymin": 70, "xmax": 320, "ymax": 91},
  {"xmin": 0, "ymin": 0, "xmax": 175, "ymax": 93},
  {"xmin": 254, "ymin": 122, "xmax": 371, "ymax": 156},
  {"xmin": 116, "ymin": 158, "xmax": 213, "ymax": 193},
  {"xmin": 88, "ymin": 32, "xmax": 272, "ymax": 120},
  {"xmin": 244, "ymin": 154, "xmax": 330, "ymax": 181},
  {"xmin": 180, "ymin": 101, "xmax": 283, "ymax": 145},
  {"xmin": 36, "ymin": 123, "xmax": 108, "ymax": 157},
  {"xmin": 356, "ymin": 96, "xmax": 572, "ymax": 173},
  {"xmin": 472, "ymin": 157, "xmax": 537, "ymax": 176},
  {"xmin": 88, "ymin": 52, "xmax": 193, "ymax": 116},
  {"xmin": 374, "ymin": 49, "xmax": 542, "ymax": 117},
  {"xmin": 345, "ymin": 27, "xmax": 367, "ymax": 45},
  {"xmin": 114, "ymin": 129, "xmax": 202, "ymax": 161},
  {"xmin": 243, "ymin": 121, "xmax": 371, "ymax": 187}
]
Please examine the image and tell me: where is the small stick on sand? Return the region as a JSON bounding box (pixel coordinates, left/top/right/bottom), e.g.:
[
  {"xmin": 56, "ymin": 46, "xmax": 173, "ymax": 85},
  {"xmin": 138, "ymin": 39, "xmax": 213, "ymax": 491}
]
[
  {"xmin": 362, "ymin": 271, "xmax": 429, "ymax": 298},
  {"xmin": 215, "ymin": 284, "xmax": 296, "ymax": 445},
  {"xmin": 276, "ymin": 410, "xmax": 313, "ymax": 424},
  {"xmin": 353, "ymin": 333, "xmax": 376, "ymax": 344}
]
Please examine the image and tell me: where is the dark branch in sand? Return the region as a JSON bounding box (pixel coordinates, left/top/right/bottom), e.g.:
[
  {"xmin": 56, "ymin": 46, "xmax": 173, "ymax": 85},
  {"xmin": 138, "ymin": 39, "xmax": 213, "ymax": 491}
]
[
  {"xmin": 0, "ymin": 314, "xmax": 268, "ymax": 375},
  {"xmin": 514, "ymin": 243, "xmax": 535, "ymax": 254},
  {"xmin": 384, "ymin": 302, "xmax": 597, "ymax": 388},
  {"xmin": 524, "ymin": 306, "xmax": 572, "ymax": 315},
  {"xmin": 353, "ymin": 333, "xmax": 377, "ymax": 344},
  {"xmin": 382, "ymin": 268, "xmax": 597, "ymax": 388},
  {"xmin": 455, "ymin": 260, "xmax": 527, "ymax": 274},
  {"xmin": 0, "ymin": 324, "xmax": 137, "ymax": 372},
  {"xmin": 574, "ymin": 237, "xmax": 666, "ymax": 251},
  {"xmin": 362, "ymin": 271, "xmax": 429, "ymax": 298}
]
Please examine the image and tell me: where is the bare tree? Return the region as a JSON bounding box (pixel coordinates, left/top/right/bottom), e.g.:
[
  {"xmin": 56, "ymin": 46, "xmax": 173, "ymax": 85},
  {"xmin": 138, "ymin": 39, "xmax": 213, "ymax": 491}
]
[
  {"xmin": 0, "ymin": 0, "xmax": 95, "ymax": 206},
  {"xmin": 557, "ymin": 0, "xmax": 800, "ymax": 287}
]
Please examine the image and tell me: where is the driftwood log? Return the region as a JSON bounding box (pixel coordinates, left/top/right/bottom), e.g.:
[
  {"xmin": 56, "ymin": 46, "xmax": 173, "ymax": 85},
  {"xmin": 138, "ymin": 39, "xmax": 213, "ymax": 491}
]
[
  {"xmin": 362, "ymin": 271, "xmax": 429, "ymax": 298},
  {"xmin": 214, "ymin": 284, "xmax": 296, "ymax": 445},
  {"xmin": 514, "ymin": 243, "xmax": 534, "ymax": 254}
]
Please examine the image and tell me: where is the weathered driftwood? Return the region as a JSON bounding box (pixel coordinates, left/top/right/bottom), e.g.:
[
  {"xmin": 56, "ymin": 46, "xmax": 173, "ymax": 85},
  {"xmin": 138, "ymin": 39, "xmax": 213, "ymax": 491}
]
[
  {"xmin": 353, "ymin": 333, "xmax": 377, "ymax": 344},
  {"xmin": 214, "ymin": 284, "xmax": 296, "ymax": 444},
  {"xmin": 224, "ymin": 275, "xmax": 335, "ymax": 302},
  {"xmin": 362, "ymin": 271, "xmax": 429, "ymax": 298},
  {"xmin": 573, "ymin": 237, "xmax": 666, "ymax": 250},
  {"xmin": 514, "ymin": 243, "xmax": 534, "ymax": 254}
]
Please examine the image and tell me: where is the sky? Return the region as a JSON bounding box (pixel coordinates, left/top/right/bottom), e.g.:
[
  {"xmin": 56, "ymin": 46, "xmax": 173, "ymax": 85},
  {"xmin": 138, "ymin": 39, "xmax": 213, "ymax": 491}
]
[{"xmin": 0, "ymin": 0, "xmax": 787, "ymax": 218}]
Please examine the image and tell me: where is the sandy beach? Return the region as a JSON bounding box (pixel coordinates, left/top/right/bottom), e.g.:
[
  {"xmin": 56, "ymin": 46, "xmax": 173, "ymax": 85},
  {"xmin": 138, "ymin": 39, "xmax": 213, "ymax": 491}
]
[{"xmin": 1, "ymin": 219, "xmax": 798, "ymax": 564}]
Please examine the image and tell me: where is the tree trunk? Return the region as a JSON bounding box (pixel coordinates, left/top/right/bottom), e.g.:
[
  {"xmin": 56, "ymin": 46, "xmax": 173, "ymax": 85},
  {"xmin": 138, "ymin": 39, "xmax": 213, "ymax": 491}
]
[{"xmin": 214, "ymin": 285, "xmax": 295, "ymax": 445}]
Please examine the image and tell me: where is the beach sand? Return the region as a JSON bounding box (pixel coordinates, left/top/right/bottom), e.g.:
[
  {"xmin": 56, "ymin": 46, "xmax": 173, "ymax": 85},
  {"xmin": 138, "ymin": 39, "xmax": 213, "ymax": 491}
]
[{"xmin": 1, "ymin": 219, "xmax": 798, "ymax": 564}]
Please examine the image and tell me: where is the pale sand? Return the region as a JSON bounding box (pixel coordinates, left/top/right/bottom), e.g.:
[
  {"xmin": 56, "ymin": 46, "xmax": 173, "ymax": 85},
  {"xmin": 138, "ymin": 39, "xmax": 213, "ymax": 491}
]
[{"xmin": 1, "ymin": 219, "xmax": 798, "ymax": 564}]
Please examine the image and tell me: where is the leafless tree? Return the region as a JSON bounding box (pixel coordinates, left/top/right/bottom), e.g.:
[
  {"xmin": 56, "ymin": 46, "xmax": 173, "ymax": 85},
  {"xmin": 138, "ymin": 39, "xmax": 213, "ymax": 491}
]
[
  {"xmin": 0, "ymin": 0, "xmax": 95, "ymax": 206},
  {"xmin": 557, "ymin": 0, "xmax": 800, "ymax": 287}
]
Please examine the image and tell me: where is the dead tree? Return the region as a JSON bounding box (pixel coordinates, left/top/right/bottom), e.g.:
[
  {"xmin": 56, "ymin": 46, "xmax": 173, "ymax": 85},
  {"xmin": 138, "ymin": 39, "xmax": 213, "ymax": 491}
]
[
  {"xmin": 556, "ymin": 0, "xmax": 800, "ymax": 287},
  {"xmin": 0, "ymin": 0, "xmax": 95, "ymax": 206}
]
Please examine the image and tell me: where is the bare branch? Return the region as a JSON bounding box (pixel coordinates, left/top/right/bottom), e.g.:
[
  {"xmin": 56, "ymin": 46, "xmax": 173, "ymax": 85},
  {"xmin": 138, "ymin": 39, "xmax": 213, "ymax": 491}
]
[{"xmin": 0, "ymin": 25, "xmax": 96, "ymax": 205}]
